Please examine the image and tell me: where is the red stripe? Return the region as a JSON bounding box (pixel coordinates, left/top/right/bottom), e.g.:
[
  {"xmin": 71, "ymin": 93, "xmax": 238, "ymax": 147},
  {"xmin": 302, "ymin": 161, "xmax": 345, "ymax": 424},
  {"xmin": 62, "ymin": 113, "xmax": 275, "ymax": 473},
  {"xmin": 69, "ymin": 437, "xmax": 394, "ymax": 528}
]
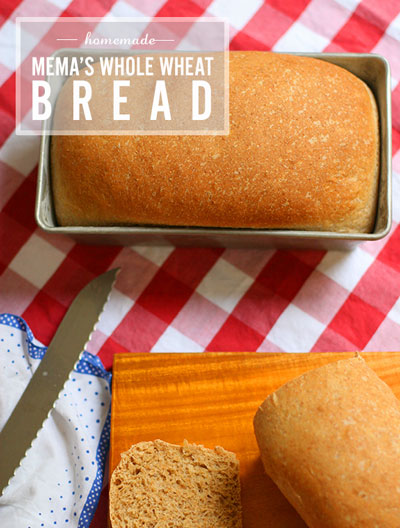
[
  {"xmin": 22, "ymin": 290, "xmax": 67, "ymax": 345},
  {"xmin": 232, "ymin": 281, "xmax": 289, "ymax": 337},
  {"xmin": 60, "ymin": 0, "xmax": 118, "ymax": 17},
  {"xmin": 136, "ymin": 267, "xmax": 194, "ymax": 325},
  {"xmin": 230, "ymin": 32, "xmax": 270, "ymax": 51},
  {"xmin": 2, "ymin": 168, "xmax": 37, "ymax": 230},
  {"xmin": 98, "ymin": 337, "xmax": 131, "ymax": 370},
  {"xmin": 68, "ymin": 245, "xmax": 122, "ymax": 276},
  {"xmin": 0, "ymin": 0, "xmax": 24, "ymax": 27},
  {"xmin": 207, "ymin": 314, "xmax": 264, "ymax": 351},
  {"xmin": 0, "ymin": 107, "xmax": 14, "ymax": 148},
  {"xmin": 0, "ymin": 0, "xmax": 120, "ymax": 148},
  {"xmin": 265, "ymin": 0, "xmax": 312, "ymax": 20},
  {"xmin": 352, "ymin": 259, "xmax": 400, "ymax": 314},
  {"xmin": 111, "ymin": 303, "xmax": 168, "ymax": 353},
  {"xmin": 0, "ymin": 211, "xmax": 32, "ymax": 269},
  {"xmin": 327, "ymin": 0, "xmax": 400, "ymax": 52},
  {"xmin": 208, "ymin": 251, "xmax": 318, "ymax": 351},
  {"xmin": 0, "ymin": 75, "xmax": 16, "ymax": 142},
  {"xmin": 290, "ymin": 250, "xmax": 326, "ymax": 268},
  {"xmin": 256, "ymin": 251, "xmax": 315, "ymax": 300},
  {"xmin": 328, "ymin": 293, "xmax": 385, "ymax": 349},
  {"xmin": 392, "ymin": 82, "xmax": 400, "ymax": 132},
  {"xmin": 137, "ymin": 0, "xmax": 214, "ymax": 51},
  {"xmin": 357, "ymin": 0, "xmax": 400, "ymax": 32},
  {"xmin": 393, "ymin": 127, "xmax": 400, "ymax": 156},
  {"xmin": 311, "ymin": 327, "xmax": 357, "ymax": 352},
  {"xmin": 327, "ymin": 11, "xmax": 383, "ymax": 52},
  {"xmin": 155, "ymin": 0, "xmax": 212, "ymax": 17},
  {"xmin": 161, "ymin": 247, "xmax": 223, "ymax": 289},
  {"xmin": 377, "ymin": 224, "xmax": 400, "ymax": 274},
  {"xmin": 230, "ymin": 0, "xmax": 311, "ymax": 53},
  {"xmin": 42, "ymin": 257, "xmax": 95, "ymax": 308}
]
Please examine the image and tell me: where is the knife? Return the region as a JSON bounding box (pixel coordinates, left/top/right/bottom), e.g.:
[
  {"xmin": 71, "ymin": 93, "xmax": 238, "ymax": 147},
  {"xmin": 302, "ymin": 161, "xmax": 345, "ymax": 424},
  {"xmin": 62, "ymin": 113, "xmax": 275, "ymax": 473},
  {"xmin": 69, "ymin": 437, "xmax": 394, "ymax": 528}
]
[{"xmin": 0, "ymin": 268, "xmax": 119, "ymax": 495}]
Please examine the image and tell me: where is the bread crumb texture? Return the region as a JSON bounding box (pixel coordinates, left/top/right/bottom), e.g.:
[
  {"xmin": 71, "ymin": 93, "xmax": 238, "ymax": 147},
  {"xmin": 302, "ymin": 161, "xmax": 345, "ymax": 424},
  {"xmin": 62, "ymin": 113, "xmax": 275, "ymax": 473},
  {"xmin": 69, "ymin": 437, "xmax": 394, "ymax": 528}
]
[
  {"xmin": 52, "ymin": 52, "xmax": 379, "ymax": 232},
  {"xmin": 109, "ymin": 439, "xmax": 242, "ymax": 528}
]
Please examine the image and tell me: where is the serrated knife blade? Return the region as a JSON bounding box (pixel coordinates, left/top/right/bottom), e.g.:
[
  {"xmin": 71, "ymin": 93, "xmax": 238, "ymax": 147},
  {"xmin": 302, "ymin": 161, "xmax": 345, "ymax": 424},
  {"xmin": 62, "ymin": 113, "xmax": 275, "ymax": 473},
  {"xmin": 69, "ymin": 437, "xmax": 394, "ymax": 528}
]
[{"xmin": 0, "ymin": 268, "xmax": 119, "ymax": 495}]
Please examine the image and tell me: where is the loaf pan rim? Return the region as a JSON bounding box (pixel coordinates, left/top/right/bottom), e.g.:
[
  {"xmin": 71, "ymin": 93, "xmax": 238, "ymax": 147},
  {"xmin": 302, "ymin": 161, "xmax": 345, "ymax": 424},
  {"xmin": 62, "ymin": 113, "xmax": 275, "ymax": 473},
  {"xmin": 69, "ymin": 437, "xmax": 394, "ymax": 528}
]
[{"xmin": 35, "ymin": 51, "xmax": 392, "ymax": 246}]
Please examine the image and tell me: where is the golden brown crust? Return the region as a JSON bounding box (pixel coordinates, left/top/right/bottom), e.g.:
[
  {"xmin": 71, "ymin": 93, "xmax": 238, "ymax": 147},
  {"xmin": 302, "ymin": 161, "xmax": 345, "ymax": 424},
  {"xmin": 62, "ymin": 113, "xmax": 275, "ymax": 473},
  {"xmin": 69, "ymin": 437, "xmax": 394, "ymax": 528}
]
[
  {"xmin": 51, "ymin": 52, "xmax": 379, "ymax": 232},
  {"xmin": 253, "ymin": 357, "xmax": 400, "ymax": 528}
]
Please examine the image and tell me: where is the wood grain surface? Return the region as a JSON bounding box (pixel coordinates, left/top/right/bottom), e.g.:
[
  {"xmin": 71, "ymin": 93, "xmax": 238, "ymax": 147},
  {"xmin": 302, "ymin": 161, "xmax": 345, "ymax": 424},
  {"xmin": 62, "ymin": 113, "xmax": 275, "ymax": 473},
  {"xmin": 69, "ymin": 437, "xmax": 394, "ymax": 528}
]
[{"xmin": 110, "ymin": 352, "xmax": 400, "ymax": 528}]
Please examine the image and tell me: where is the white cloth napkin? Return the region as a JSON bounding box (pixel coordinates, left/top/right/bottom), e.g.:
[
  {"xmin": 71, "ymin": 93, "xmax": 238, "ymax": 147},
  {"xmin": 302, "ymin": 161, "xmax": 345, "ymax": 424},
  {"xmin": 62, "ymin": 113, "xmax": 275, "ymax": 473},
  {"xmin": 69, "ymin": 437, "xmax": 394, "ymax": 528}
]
[{"xmin": 0, "ymin": 313, "xmax": 111, "ymax": 528}]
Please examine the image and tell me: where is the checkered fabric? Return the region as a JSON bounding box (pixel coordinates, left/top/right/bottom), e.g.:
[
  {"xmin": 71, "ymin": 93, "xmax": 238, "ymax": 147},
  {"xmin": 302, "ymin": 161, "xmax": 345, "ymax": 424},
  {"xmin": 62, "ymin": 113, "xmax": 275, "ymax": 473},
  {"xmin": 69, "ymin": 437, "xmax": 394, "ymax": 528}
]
[
  {"xmin": 1, "ymin": 1, "xmax": 400, "ymax": 526},
  {"xmin": 1, "ymin": 0, "xmax": 400, "ymax": 365}
]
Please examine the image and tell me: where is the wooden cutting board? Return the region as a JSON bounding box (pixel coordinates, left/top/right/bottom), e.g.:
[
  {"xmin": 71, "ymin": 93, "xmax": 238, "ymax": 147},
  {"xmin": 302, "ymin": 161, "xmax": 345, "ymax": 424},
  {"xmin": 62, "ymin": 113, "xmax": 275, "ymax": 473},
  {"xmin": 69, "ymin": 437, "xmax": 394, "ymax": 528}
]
[{"xmin": 110, "ymin": 352, "xmax": 400, "ymax": 527}]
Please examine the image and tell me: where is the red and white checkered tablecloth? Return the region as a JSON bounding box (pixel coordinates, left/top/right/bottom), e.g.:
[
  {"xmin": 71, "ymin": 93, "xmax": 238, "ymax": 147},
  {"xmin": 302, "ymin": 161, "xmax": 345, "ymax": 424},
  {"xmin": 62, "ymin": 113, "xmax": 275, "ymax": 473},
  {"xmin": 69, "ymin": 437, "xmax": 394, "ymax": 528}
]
[
  {"xmin": 1, "ymin": 0, "xmax": 400, "ymax": 526},
  {"xmin": 1, "ymin": 0, "xmax": 400, "ymax": 365}
]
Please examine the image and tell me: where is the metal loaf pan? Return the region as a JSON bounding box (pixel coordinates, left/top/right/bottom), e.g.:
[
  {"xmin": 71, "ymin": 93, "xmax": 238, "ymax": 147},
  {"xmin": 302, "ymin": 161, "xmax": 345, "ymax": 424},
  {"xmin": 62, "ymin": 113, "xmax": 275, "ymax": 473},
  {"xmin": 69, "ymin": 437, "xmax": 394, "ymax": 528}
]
[{"xmin": 35, "ymin": 52, "xmax": 392, "ymax": 249}]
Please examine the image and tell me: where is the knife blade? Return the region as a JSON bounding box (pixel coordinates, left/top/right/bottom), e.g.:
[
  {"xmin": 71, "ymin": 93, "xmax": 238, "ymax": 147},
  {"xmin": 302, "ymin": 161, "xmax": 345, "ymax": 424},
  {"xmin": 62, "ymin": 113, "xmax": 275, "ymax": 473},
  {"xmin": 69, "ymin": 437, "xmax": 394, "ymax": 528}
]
[{"xmin": 0, "ymin": 267, "xmax": 119, "ymax": 495}]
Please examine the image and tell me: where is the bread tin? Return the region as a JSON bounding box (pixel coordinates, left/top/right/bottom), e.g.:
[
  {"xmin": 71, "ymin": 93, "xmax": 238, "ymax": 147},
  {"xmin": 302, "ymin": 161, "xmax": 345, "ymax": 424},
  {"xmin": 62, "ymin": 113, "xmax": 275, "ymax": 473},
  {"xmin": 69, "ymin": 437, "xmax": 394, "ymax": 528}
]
[{"xmin": 35, "ymin": 52, "xmax": 392, "ymax": 249}]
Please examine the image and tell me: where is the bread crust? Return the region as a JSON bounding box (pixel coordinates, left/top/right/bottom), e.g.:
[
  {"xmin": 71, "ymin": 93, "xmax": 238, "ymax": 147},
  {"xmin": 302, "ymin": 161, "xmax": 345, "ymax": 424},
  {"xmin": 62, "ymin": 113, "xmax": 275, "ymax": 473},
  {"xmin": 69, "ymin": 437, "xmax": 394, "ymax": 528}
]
[
  {"xmin": 253, "ymin": 356, "xmax": 400, "ymax": 527},
  {"xmin": 52, "ymin": 52, "xmax": 379, "ymax": 232}
]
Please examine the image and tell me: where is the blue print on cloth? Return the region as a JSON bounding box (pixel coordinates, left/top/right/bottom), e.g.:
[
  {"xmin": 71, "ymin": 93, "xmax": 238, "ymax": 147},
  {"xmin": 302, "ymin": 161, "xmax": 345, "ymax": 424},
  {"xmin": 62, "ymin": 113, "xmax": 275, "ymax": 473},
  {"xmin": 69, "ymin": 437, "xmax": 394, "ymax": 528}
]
[{"xmin": 0, "ymin": 314, "xmax": 112, "ymax": 528}]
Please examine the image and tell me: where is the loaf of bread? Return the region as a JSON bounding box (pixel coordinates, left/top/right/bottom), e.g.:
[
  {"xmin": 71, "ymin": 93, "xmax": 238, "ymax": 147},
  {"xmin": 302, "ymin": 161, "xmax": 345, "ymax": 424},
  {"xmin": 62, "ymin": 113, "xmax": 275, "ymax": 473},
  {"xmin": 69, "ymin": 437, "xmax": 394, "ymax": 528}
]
[
  {"xmin": 52, "ymin": 52, "xmax": 379, "ymax": 232},
  {"xmin": 253, "ymin": 356, "xmax": 400, "ymax": 527},
  {"xmin": 109, "ymin": 439, "xmax": 242, "ymax": 528}
]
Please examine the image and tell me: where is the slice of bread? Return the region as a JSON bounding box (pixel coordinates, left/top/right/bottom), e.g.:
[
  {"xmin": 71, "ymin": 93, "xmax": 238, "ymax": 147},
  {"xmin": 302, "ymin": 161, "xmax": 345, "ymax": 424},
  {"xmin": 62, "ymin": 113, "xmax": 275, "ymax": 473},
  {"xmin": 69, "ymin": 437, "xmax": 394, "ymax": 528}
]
[{"xmin": 109, "ymin": 439, "xmax": 242, "ymax": 528}]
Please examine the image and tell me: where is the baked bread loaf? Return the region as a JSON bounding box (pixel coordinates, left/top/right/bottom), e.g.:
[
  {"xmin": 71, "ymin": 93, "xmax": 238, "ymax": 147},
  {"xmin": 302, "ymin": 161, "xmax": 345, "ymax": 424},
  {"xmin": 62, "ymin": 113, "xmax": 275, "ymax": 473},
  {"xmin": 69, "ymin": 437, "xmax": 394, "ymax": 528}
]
[
  {"xmin": 253, "ymin": 356, "xmax": 400, "ymax": 528},
  {"xmin": 109, "ymin": 439, "xmax": 242, "ymax": 528},
  {"xmin": 52, "ymin": 52, "xmax": 379, "ymax": 232}
]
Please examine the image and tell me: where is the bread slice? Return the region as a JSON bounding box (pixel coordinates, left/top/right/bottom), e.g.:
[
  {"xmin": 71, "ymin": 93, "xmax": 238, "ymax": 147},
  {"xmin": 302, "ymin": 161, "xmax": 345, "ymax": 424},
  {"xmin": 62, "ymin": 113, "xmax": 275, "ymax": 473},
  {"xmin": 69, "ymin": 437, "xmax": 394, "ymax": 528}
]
[{"xmin": 109, "ymin": 439, "xmax": 242, "ymax": 528}]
